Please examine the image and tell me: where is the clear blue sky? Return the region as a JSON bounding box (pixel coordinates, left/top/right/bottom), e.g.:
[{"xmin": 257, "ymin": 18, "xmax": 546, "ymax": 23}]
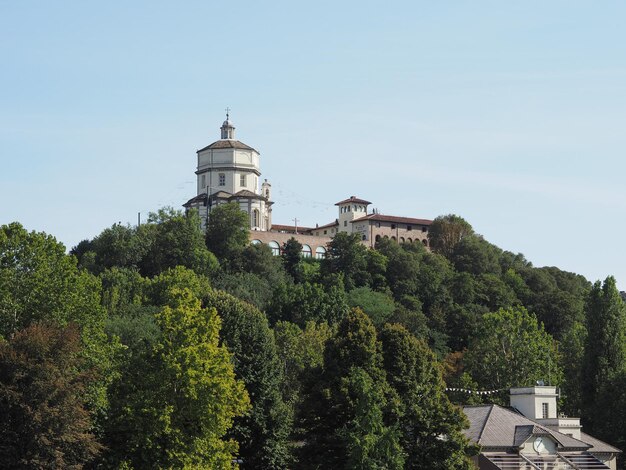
[{"xmin": 2, "ymin": 1, "xmax": 626, "ymax": 288}]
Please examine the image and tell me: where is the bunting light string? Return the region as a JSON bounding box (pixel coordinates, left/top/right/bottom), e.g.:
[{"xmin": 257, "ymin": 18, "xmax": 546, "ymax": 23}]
[{"xmin": 445, "ymin": 387, "xmax": 507, "ymax": 395}]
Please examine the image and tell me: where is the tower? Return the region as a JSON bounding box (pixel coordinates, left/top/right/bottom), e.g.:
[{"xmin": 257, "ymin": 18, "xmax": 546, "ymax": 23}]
[
  {"xmin": 335, "ymin": 196, "xmax": 371, "ymax": 233},
  {"xmin": 184, "ymin": 112, "xmax": 273, "ymax": 230}
]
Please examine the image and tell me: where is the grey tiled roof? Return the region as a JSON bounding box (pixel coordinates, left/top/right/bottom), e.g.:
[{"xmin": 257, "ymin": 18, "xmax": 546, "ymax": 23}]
[
  {"xmin": 580, "ymin": 432, "xmax": 622, "ymax": 454},
  {"xmin": 197, "ymin": 140, "xmax": 258, "ymax": 153},
  {"xmin": 463, "ymin": 405, "xmax": 590, "ymax": 450}
]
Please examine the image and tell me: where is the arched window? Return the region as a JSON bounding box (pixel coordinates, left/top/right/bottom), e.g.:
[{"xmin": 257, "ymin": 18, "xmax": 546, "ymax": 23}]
[
  {"xmin": 268, "ymin": 241, "xmax": 280, "ymax": 256},
  {"xmin": 407, "ymin": 238, "xmax": 412, "ymax": 243},
  {"xmin": 391, "ymin": 236, "xmax": 397, "ymax": 242},
  {"xmin": 315, "ymin": 246, "xmax": 326, "ymax": 259},
  {"xmin": 400, "ymin": 237, "xmax": 405, "ymax": 243},
  {"xmin": 301, "ymin": 244, "xmax": 312, "ymax": 258},
  {"xmin": 422, "ymin": 239, "xmax": 428, "ymax": 246},
  {"xmin": 375, "ymin": 235, "xmax": 381, "ymax": 242},
  {"xmin": 251, "ymin": 239, "xmax": 262, "ymax": 245},
  {"xmin": 252, "ymin": 209, "xmax": 259, "ymax": 228}
]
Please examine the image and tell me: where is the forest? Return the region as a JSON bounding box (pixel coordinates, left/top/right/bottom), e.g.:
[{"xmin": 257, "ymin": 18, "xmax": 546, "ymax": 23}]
[{"xmin": 1, "ymin": 202, "xmax": 625, "ymax": 469}]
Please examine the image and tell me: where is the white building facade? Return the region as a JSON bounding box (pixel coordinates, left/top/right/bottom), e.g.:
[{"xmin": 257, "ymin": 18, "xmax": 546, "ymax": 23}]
[{"xmin": 184, "ymin": 114, "xmax": 272, "ymax": 230}]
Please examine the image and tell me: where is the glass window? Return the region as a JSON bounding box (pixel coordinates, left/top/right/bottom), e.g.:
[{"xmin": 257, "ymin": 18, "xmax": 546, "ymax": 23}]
[
  {"xmin": 315, "ymin": 246, "xmax": 326, "ymax": 259},
  {"xmin": 301, "ymin": 244, "xmax": 312, "ymax": 258},
  {"xmin": 252, "ymin": 209, "xmax": 259, "ymax": 227},
  {"xmin": 250, "ymin": 239, "xmax": 261, "ymax": 245},
  {"xmin": 219, "ymin": 173, "xmax": 226, "ymax": 186},
  {"xmin": 391, "ymin": 224, "xmax": 396, "ymax": 229},
  {"xmin": 407, "ymin": 225, "xmax": 412, "ymax": 231},
  {"xmin": 201, "ymin": 174, "xmax": 206, "ymax": 188},
  {"xmin": 542, "ymin": 403, "xmax": 549, "ymax": 419},
  {"xmin": 240, "ymin": 174, "xmax": 246, "ymax": 187},
  {"xmin": 268, "ymin": 241, "xmax": 280, "ymax": 256},
  {"xmin": 344, "ymin": 221, "xmax": 347, "ymax": 227}
]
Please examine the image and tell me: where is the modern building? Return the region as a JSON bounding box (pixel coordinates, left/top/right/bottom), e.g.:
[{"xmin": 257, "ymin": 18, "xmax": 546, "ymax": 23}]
[
  {"xmin": 183, "ymin": 113, "xmax": 273, "ymax": 231},
  {"xmin": 464, "ymin": 386, "xmax": 621, "ymax": 469}
]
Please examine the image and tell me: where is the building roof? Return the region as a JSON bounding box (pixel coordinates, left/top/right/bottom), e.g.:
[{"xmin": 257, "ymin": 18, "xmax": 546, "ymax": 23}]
[
  {"xmin": 463, "ymin": 405, "xmax": 591, "ymax": 451},
  {"xmin": 335, "ymin": 196, "xmax": 372, "ymax": 206},
  {"xmin": 351, "ymin": 213, "xmax": 433, "ymax": 226},
  {"xmin": 270, "ymin": 224, "xmax": 315, "ymax": 234},
  {"xmin": 580, "ymin": 432, "xmax": 622, "ymax": 454},
  {"xmin": 315, "ymin": 219, "xmax": 339, "ymax": 230},
  {"xmin": 183, "ymin": 193, "xmax": 207, "ymax": 207},
  {"xmin": 197, "ymin": 140, "xmax": 258, "ymax": 153}
]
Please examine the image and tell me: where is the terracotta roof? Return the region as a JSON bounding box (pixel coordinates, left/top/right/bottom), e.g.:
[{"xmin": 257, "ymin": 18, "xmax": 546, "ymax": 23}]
[
  {"xmin": 335, "ymin": 196, "xmax": 372, "ymax": 206},
  {"xmin": 270, "ymin": 224, "xmax": 315, "ymax": 234},
  {"xmin": 197, "ymin": 140, "xmax": 258, "ymax": 153},
  {"xmin": 351, "ymin": 214, "xmax": 432, "ymax": 226},
  {"xmin": 463, "ymin": 405, "xmax": 591, "ymax": 451},
  {"xmin": 315, "ymin": 219, "xmax": 339, "ymax": 230},
  {"xmin": 230, "ymin": 189, "xmax": 266, "ymax": 200}
]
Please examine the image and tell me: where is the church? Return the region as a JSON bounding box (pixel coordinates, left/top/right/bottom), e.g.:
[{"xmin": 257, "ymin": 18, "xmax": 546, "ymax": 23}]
[
  {"xmin": 184, "ymin": 113, "xmax": 432, "ymax": 255},
  {"xmin": 183, "ymin": 113, "xmax": 273, "ymax": 231}
]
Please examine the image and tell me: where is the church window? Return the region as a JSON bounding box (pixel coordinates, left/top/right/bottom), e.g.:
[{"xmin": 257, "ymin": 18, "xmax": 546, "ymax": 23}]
[
  {"xmin": 268, "ymin": 241, "xmax": 280, "ymax": 256},
  {"xmin": 201, "ymin": 174, "xmax": 206, "ymax": 188},
  {"xmin": 315, "ymin": 246, "xmax": 326, "ymax": 259},
  {"xmin": 240, "ymin": 174, "xmax": 246, "ymax": 187},
  {"xmin": 252, "ymin": 209, "xmax": 259, "ymax": 227},
  {"xmin": 219, "ymin": 173, "xmax": 225, "ymax": 186},
  {"xmin": 301, "ymin": 244, "xmax": 312, "ymax": 258}
]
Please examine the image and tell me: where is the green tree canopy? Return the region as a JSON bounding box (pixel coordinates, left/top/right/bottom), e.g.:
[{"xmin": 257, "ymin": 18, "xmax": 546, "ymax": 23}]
[
  {"xmin": 103, "ymin": 288, "xmax": 249, "ymax": 469},
  {"xmin": 464, "ymin": 306, "xmax": 562, "ymax": 403},
  {"xmin": 205, "ymin": 202, "xmax": 250, "ymax": 270},
  {"xmin": 427, "ymin": 214, "xmax": 474, "ymax": 259},
  {"xmin": 203, "ymin": 289, "xmax": 293, "ymax": 469},
  {"xmin": 380, "ymin": 323, "xmax": 475, "ymax": 469}
]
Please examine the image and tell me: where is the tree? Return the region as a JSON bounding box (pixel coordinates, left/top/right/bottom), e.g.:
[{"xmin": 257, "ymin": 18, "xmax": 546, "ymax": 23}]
[
  {"xmin": 203, "ymin": 289, "xmax": 293, "ymax": 469},
  {"xmin": 321, "ymin": 232, "xmax": 371, "ymax": 291},
  {"xmin": 0, "ymin": 323, "xmax": 102, "ymax": 468},
  {"xmin": 0, "ymin": 223, "xmax": 112, "ymax": 422},
  {"xmin": 139, "ymin": 207, "xmax": 218, "ymax": 278},
  {"xmin": 298, "ymin": 308, "xmax": 403, "ymax": 469},
  {"xmin": 427, "ymin": 214, "xmax": 473, "ymax": 259},
  {"xmin": 282, "ymin": 237, "xmax": 303, "ymax": 281},
  {"xmin": 346, "ymin": 286, "xmax": 396, "ymax": 326},
  {"xmin": 581, "ymin": 277, "xmax": 626, "ymax": 432},
  {"xmin": 464, "ymin": 307, "xmax": 562, "ymax": 402},
  {"xmin": 0, "ymin": 222, "xmax": 105, "ymax": 339},
  {"xmin": 380, "ymin": 324, "xmax": 475, "ymax": 469},
  {"xmin": 205, "ymin": 202, "xmax": 250, "ymax": 270},
  {"xmin": 103, "ymin": 288, "xmax": 249, "ymax": 469},
  {"xmin": 451, "ymin": 235, "xmax": 502, "ymax": 276}
]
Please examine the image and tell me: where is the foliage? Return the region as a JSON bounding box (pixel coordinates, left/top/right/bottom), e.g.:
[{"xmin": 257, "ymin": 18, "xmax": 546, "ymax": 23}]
[
  {"xmin": 380, "ymin": 324, "xmax": 476, "ymax": 469},
  {"xmin": 321, "ymin": 232, "xmax": 372, "ymax": 291},
  {"xmin": 298, "ymin": 308, "xmax": 403, "ymax": 469},
  {"xmin": 103, "ymin": 288, "xmax": 249, "ymax": 469},
  {"xmin": 427, "ymin": 214, "xmax": 474, "ymax": 259},
  {"xmin": 0, "ymin": 323, "xmax": 102, "ymax": 468},
  {"xmin": 205, "ymin": 202, "xmax": 250, "ymax": 270},
  {"xmin": 203, "ymin": 289, "xmax": 293, "ymax": 469},
  {"xmin": 581, "ymin": 277, "xmax": 626, "ymax": 433},
  {"xmin": 139, "ymin": 207, "xmax": 218, "ymax": 278},
  {"xmin": 346, "ymin": 286, "xmax": 396, "ymax": 326},
  {"xmin": 464, "ymin": 307, "xmax": 562, "ymax": 403}
]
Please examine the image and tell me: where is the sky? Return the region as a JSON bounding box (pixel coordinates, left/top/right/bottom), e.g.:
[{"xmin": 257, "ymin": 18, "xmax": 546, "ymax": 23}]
[{"xmin": 1, "ymin": 1, "xmax": 626, "ymax": 288}]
